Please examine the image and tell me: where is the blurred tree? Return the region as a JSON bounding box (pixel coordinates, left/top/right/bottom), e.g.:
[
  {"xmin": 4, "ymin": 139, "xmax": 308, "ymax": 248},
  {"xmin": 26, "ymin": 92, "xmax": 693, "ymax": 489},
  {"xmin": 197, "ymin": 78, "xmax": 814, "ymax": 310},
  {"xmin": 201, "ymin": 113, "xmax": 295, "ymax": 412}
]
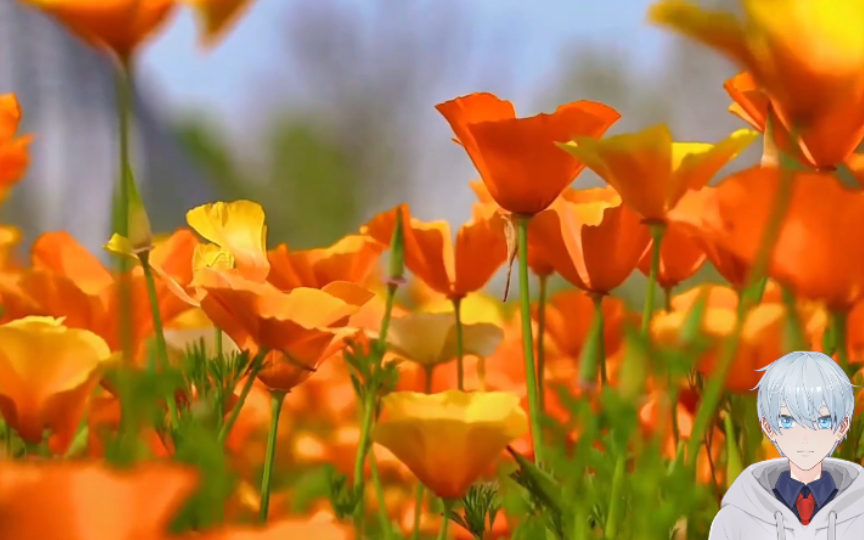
[{"xmin": 176, "ymin": 0, "xmax": 513, "ymax": 250}]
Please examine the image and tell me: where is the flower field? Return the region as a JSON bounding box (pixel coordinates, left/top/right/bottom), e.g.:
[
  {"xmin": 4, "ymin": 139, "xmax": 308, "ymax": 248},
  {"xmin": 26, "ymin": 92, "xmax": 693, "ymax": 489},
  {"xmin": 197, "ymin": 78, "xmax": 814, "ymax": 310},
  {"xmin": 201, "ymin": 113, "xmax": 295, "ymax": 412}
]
[{"xmin": 0, "ymin": 1, "xmax": 862, "ymax": 539}]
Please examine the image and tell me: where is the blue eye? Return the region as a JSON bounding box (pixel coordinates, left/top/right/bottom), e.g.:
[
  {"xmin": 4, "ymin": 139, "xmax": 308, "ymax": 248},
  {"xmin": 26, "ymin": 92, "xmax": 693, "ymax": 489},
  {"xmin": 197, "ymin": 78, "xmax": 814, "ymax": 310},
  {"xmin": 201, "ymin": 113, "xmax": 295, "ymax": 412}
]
[
  {"xmin": 780, "ymin": 416, "xmax": 794, "ymax": 429},
  {"xmin": 818, "ymin": 416, "xmax": 832, "ymax": 429}
]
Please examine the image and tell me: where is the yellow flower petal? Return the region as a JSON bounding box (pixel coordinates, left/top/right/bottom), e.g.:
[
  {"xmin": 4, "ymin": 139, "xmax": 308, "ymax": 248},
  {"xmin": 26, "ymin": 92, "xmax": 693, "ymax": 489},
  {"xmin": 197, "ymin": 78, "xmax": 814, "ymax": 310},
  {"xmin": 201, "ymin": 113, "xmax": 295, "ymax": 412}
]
[
  {"xmin": 186, "ymin": 200, "xmax": 269, "ymax": 281},
  {"xmin": 372, "ymin": 390, "xmax": 527, "ymax": 499},
  {"xmin": 670, "ymin": 128, "xmax": 759, "ymax": 192},
  {"xmin": 648, "ymin": 0, "xmax": 752, "ymax": 66}
]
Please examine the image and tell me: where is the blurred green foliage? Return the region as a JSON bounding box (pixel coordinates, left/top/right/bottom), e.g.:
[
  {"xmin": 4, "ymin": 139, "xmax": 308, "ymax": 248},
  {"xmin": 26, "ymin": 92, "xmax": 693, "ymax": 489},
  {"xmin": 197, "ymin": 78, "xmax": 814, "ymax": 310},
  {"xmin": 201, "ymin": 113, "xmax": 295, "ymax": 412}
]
[{"xmin": 175, "ymin": 115, "xmax": 361, "ymax": 250}]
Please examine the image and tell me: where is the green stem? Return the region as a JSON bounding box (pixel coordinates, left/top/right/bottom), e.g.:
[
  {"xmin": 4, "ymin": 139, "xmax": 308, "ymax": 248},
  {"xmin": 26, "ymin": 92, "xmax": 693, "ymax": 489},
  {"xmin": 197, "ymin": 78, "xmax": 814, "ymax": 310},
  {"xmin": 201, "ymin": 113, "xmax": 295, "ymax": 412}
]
[
  {"xmin": 369, "ymin": 449, "xmax": 392, "ymax": 540},
  {"xmin": 604, "ymin": 455, "xmax": 625, "ymax": 539},
  {"xmin": 663, "ymin": 286, "xmax": 673, "ymax": 312},
  {"xmin": 139, "ymin": 252, "xmax": 169, "ymax": 371},
  {"xmin": 379, "ymin": 282, "xmax": 397, "ymax": 344},
  {"xmin": 218, "ymin": 350, "xmax": 267, "ymax": 444},
  {"xmin": 259, "ymin": 390, "xmax": 286, "ymax": 523},
  {"xmin": 114, "ymin": 61, "xmax": 134, "ymax": 363},
  {"xmin": 642, "ymin": 222, "xmax": 667, "ymax": 335},
  {"xmin": 515, "ymin": 216, "xmax": 545, "ymax": 464},
  {"xmin": 4, "ymin": 423, "xmax": 11, "ymax": 458},
  {"xmin": 537, "ymin": 274, "xmax": 548, "ymax": 407},
  {"xmin": 592, "ymin": 294, "xmax": 607, "ymax": 386},
  {"xmin": 411, "ymin": 482, "xmax": 424, "ymax": 540},
  {"xmin": 437, "ymin": 499, "xmax": 453, "ymax": 540},
  {"xmin": 684, "ymin": 166, "xmax": 795, "ymax": 470},
  {"xmin": 216, "ymin": 329, "xmax": 224, "ymax": 360},
  {"xmin": 453, "ymin": 297, "xmax": 464, "ymax": 391}
]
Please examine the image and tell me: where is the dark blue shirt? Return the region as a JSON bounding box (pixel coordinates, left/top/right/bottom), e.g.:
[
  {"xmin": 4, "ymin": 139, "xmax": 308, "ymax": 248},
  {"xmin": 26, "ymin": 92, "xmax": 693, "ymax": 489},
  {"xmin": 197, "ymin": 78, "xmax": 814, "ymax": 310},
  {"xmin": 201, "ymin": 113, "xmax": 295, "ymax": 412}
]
[{"xmin": 773, "ymin": 470, "xmax": 838, "ymax": 523}]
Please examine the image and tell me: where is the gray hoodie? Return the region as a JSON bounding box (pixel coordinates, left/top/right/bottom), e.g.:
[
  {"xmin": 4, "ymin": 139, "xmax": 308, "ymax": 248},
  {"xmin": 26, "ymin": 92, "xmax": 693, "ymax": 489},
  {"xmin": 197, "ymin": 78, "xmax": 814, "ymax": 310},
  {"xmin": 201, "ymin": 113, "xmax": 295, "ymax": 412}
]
[{"xmin": 710, "ymin": 458, "xmax": 864, "ymax": 540}]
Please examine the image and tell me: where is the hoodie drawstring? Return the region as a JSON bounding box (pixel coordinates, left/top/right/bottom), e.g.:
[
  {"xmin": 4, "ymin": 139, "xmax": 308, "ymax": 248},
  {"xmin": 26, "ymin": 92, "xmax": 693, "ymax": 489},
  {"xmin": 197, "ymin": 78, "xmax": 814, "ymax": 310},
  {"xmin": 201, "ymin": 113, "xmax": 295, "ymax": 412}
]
[
  {"xmin": 773, "ymin": 509, "xmax": 838, "ymax": 539},
  {"xmin": 775, "ymin": 512, "xmax": 786, "ymax": 540}
]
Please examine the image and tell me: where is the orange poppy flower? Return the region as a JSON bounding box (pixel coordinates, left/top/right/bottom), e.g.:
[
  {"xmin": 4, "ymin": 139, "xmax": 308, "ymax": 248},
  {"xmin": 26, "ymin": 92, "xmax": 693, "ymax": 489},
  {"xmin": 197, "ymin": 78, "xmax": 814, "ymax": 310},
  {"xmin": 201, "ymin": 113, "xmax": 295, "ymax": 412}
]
[
  {"xmin": 0, "ymin": 94, "xmax": 32, "ymax": 201},
  {"xmin": 19, "ymin": 0, "xmax": 178, "ymax": 60},
  {"xmin": 195, "ymin": 270, "xmax": 372, "ymax": 392},
  {"xmin": 650, "ymin": 0, "xmax": 864, "ymax": 169},
  {"xmin": 366, "ymin": 205, "xmax": 507, "ymax": 299},
  {"xmin": 667, "ymin": 187, "xmax": 752, "ymax": 289},
  {"xmin": 0, "ymin": 460, "xmax": 197, "ymax": 540},
  {"xmin": 652, "ymin": 301, "xmax": 787, "ymax": 392},
  {"xmin": 0, "ymin": 317, "xmax": 112, "ymax": 452},
  {"xmin": 0, "ymin": 226, "xmax": 23, "ymax": 270},
  {"xmin": 560, "ymin": 124, "xmax": 757, "ymax": 222},
  {"xmin": 20, "ymin": 0, "xmax": 255, "ymax": 60},
  {"xmin": 535, "ymin": 289, "xmax": 630, "ymax": 362},
  {"xmin": 362, "ymin": 204, "xmax": 508, "ymax": 298},
  {"xmin": 0, "ymin": 230, "xmax": 198, "ymax": 357},
  {"xmin": 528, "ymin": 187, "xmax": 650, "ymax": 294},
  {"xmin": 436, "ymin": 92, "xmax": 620, "ymax": 215},
  {"xmin": 267, "ymin": 234, "xmax": 385, "ymax": 290},
  {"xmin": 637, "ymin": 222, "xmax": 707, "ymax": 289},
  {"xmin": 687, "ymin": 167, "xmax": 864, "ymax": 310}
]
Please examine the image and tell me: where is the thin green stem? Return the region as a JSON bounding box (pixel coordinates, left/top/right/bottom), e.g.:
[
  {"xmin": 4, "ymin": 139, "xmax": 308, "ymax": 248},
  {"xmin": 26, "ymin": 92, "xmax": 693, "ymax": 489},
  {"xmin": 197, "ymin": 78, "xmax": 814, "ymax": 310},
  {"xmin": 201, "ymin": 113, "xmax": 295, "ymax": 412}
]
[
  {"xmin": 218, "ymin": 350, "xmax": 267, "ymax": 444},
  {"xmin": 114, "ymin": 61, "xmax": 134, "ymax": 363},
  {"xmin": 411, "ymin": 482, "xmax": 424, "ymax": 540},
  {"xmin": 436, "ymin": 499, "xmax": 453, "ymax": 540},
  {"xmin": 216, "ymin": 329, "xmax": 224, "ymax": 361},
  {"xmin": 591, "ymin": 294, "xmax": 607, "ymax": 386},
  {"xmin": 369, "ymin": 450, "xmax": 392, "ymax": 540},
  {"xmin": 684, "ymin": 167, "xmax": 795, "ymax": 469},
  {"xmin": 537, "ymin": 274, "xmax": 548, "ymax": 407},
  {"xmin": 259, "ymin": 390, "xmax": 286, "ymax": 523},
  {"xmin": 353, "ymin": 394, "xmax": 376, "ymax": 489},
  {"xmin": 642, "ymin": 222, "xmax": 667, "ymax": 335},
  {"xmin": 379, "ymin": 282, "xmax": 398, "ymax": 344},
  {"xmin": 139, "ymin": 252, "xmax": 169, "ymax": 370},
  {"xmin": 515, "ymin": 215, "xmax": 544, "ymax": 464},
  {"xmin": 4, "ymin": 423, "xmax": 11, "ymax": 458},
  {"xmin": 453, "ymin": 297, "xmax": 464, "ymax": 390},
  {"xmin": 604, "ymin": 455, "xmax": 625, "ymax": 539},
  {"xmin": 663, "ymin": 286, "xmax": 673, "ymax": 312}
]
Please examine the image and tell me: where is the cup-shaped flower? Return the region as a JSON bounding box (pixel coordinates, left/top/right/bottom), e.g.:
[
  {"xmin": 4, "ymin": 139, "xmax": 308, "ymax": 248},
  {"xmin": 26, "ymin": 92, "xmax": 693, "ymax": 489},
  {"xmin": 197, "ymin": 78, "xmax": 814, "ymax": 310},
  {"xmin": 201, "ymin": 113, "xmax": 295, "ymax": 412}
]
[
  {"xmin": 0, "ymin": 461, "xmax": 197, "ymax": 540},
  {"xmin": 529, "ymin": 187, "xmax": 651, "ymax": 294},
  {"xmin": 560, "ymin": 124, "xmax": 757, "ymax": 222},
  {"xmin": 198, "ymin": 518, "xmax": 353, "ymax": 540},
  {"xmin": 18, "ymin": 0, "xmax": 257, "ymax": 60},
  {"xmin": 650, "ymin": 0, "xmax": 864, "ymax": 168},
  {"xmin": 372, "ymin": 390, "xmax": 528, "ymax": 499},
  {"xmin": 196, "ymin": 270, "xmax": 372, "ymax": 392},
  {"xmin": 363, "ymin": 204, "xmax": 508, "ymax": 299},
  {"xmin": 267, "ymin": 234, "xmax": 385, "ymax": 290},
  {"xmin": 436, "ymin": 92, "xmax": 620, "ymax": 215},
  {"xmin": 18, "ymin": 0, "xmax": 178, "ymax": 60},
  {"xmin": 386, "ymin": 312, "xmax": 504, "ymax": 367},
  {"xmin": 0, "ymin": 316, "xmax": 111, "ymax": 450}
]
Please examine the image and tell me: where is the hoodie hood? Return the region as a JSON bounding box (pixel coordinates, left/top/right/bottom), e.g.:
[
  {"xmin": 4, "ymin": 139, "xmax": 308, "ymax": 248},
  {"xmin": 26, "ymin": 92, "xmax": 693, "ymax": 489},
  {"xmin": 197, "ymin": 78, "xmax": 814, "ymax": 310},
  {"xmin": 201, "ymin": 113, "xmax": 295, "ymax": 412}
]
[{"xmin": 721, "ymin": 458, "xmax": 864, "ymax": 539}]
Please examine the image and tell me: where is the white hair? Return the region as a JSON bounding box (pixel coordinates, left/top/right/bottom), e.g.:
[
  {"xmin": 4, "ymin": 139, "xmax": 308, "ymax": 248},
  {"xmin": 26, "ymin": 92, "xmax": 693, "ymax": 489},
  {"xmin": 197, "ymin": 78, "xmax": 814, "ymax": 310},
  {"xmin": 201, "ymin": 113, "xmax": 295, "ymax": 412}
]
[{"xmin": 754, "ymin": 351, "xmax": 855, "ymax": 457}]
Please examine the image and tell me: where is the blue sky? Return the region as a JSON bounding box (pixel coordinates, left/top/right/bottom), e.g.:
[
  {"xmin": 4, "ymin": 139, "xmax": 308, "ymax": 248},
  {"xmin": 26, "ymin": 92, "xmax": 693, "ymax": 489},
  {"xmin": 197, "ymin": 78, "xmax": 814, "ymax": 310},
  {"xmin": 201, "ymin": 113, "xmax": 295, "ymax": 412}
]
[{"xmin": 139, "ymin": 0, "xmax": 672, "ymax": 118}]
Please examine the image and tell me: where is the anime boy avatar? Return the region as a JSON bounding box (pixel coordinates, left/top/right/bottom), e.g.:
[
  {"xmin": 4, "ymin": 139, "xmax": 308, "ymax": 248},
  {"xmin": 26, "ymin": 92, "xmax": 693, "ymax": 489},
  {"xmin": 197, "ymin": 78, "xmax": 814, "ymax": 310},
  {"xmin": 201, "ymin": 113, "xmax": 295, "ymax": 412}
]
[{"xmin": 709, "ymin": 351, "xmax": 864, "ymax": 539}]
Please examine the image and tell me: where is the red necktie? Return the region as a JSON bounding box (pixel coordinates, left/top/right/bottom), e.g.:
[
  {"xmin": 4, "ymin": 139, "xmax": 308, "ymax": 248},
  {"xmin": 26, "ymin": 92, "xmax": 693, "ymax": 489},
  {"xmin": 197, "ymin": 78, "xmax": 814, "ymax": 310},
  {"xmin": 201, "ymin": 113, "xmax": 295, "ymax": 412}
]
[{"xmin": 796, "ymin": 492, "xmax": 816, "ymax": 525}]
